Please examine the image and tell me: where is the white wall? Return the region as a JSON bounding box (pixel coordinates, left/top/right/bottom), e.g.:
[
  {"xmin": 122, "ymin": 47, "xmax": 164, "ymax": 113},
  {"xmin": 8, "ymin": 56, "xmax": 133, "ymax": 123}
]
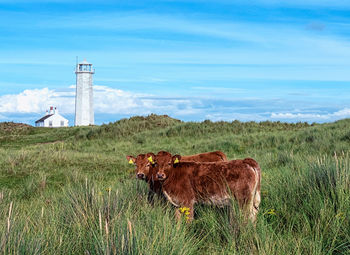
[
  {"xmin": 75, "ymin": 71, "xmax": 94, "ymax": 126},
  {"xmin": 42, "ymin": 114, "xmax": 69, "ymax": 127}
]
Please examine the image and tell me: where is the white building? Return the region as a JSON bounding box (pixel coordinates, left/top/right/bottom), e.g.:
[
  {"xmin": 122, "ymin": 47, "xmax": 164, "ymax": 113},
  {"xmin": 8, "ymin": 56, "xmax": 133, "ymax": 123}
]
[
  {"xmin": 35, "ymin": 107, "xmax": 69, "ymax": 127},
  {"xmin": 75, "ymin": 59, "xmax": 94, "ymax": 126}
]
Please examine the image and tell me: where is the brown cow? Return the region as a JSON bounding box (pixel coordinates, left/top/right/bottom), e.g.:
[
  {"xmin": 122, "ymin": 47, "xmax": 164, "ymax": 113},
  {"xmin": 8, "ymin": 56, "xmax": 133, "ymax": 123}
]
[
  {"xmin": 126, "ymin": 153, "xmax": 162, "ymax": 202},
  {"xmin": 155, "ymin": 151, "xmax": 261, "ymax": 223},
  {"xmin": 126, "ymin": 150, "xmax": 228, "ymax": 202},
  {"xmin": 181, "ymin": 151, "xmax": 227, "ymax": 162}
]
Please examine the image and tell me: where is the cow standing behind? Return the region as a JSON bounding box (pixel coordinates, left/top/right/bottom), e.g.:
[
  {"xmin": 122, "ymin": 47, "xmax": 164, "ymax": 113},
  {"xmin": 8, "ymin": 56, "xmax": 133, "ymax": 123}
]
[
  {"xmin": 155, "ymin": 151, "xmax": 261, "ymax": 223},
  {"xmin": 126, "ymin": 150, "xmax": 228, "ymax": 202}
]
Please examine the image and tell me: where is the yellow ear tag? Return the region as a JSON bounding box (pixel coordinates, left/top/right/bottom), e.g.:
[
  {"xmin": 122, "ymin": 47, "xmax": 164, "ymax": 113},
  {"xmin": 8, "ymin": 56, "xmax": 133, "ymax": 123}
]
[
  {"xmin": 128, "ymin": 159, "xmax": 134, "ymax": 164},
  {"xmin": 147, "ymin": 156, "xmax": 154, "ymax": 164},
  {"xmin": 174, "ymin": 158, "xmax": 179, "ymax": 164}
]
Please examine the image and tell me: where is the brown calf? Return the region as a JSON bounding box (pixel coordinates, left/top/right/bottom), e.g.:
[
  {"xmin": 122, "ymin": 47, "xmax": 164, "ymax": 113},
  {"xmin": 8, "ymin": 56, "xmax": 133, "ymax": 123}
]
[
  {"xmin": 126, "ymin": 153, "xmax": 162, "ymax": 202},
  {"xmin": 181, "ymin": 150, "xmax": 227, "ymax": 162},
  {"xmin": 126, "ymin": 150, "xmax": 228, "ymax": 202},
  {"xmin": 155, "ymin": 151, "xmax": 261, "ymax": 223}
]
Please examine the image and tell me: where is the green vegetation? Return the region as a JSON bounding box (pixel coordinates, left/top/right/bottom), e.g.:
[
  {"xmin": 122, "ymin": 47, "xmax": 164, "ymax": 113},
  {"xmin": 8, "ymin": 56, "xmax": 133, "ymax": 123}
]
[{"xmin": 1, "ymin": 115, "xmax": 350, "ymax": 254}]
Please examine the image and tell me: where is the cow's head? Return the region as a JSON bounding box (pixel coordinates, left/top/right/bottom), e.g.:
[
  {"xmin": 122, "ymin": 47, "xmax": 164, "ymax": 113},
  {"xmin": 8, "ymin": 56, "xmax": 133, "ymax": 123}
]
[
  {"xmin": 126, "ymin": 152, "xmax": 156, "ymax": 180},
  {"xmin": 155, "ymin": 151, "xmax": 181, "ymax": 180}
]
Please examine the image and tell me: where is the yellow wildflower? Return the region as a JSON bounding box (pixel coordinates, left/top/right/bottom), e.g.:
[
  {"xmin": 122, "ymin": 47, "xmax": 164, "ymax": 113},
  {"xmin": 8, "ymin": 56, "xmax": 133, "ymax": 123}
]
[
  {"xmin": 179, "ymin": 207, "xmax": 189, "ymax": 213},
  {"xmin": 267, "ymin": 209, "xmax": 276, "ymax": 215},
  {"xmin": 178, "ymin": 207, "xmax": 191, "ymax": 221}
]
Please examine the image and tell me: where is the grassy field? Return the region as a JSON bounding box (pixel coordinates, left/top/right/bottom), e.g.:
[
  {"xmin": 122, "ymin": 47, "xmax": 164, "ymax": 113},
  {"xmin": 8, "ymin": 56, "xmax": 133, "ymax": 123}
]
[{"xmin": 1, "ymin": 115, "xmax": 350, "ymax": 254}]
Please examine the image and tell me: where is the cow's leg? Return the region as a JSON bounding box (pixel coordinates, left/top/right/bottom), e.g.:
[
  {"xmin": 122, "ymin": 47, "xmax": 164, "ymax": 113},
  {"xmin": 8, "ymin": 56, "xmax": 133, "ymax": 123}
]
[
  {"xmin": 243, "ymin": 189, "xmax": 259, "ymax": 224},
  {"xmin": 251, "ymin": 189, "xmax": 260, "ymax": 223},
  {"xmin": 147, "ymin": 190, "xmax": 155, "ymax": 204},
  {"xmin": 175, "ymin": 207, "xmax": 182, "ymax": 221},
  {"xmin": 235, "ymin": 187, "xmax": 255, "ymax": 224},
  {"xmin": 238, "ymin": 167, "xmax": 260, "ymax": 224},
  {"xmin": 249, "ymin": 168, "xmax": 260, "ymax": 224}
]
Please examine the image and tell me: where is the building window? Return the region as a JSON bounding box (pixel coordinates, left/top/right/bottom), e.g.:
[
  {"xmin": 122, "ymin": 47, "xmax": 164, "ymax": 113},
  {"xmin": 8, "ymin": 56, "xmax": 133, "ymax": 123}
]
[
  {"xmin": 49, "ymin": 121, "xmax": 53, "ymax": 127},
  {"xmin": 61, "ymin": 121, "xmax": 64, "ymax": 127}
]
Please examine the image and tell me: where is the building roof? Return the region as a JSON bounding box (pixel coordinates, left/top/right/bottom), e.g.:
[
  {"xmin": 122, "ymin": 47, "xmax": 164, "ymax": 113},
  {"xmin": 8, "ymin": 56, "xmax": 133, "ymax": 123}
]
[
  {"xmin": 35, "ymin": 114, "xmax": 53, "ymax": 123},
  {"xmin": 79, "ymin": 59, "xmax": 91, "ymax": 65}
]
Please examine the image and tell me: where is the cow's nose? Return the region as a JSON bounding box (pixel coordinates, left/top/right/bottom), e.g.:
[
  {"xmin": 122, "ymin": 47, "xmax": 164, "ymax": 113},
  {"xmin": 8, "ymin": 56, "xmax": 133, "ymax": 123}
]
[
  {"xmin": 137, "ymin": 173, "xmax": 145, "ymax": 179},
  {"xmin": 157, "ymin": 173, "xmax": 165, "ymax": 180}
]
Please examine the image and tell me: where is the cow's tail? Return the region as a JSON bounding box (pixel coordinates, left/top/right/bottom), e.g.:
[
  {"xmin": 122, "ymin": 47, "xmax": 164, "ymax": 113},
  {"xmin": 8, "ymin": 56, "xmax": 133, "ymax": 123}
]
[
  {"xmin": 245, "ymin": 159, "xmax": 261, "ymax": 223},
  {"xmin": 252, "ymin": 165, "xmax": 261, "ymax": 214}
]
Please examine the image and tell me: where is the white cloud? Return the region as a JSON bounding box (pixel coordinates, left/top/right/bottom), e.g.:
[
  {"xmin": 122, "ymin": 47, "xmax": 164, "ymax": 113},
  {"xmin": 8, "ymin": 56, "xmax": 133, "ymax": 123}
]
[
  {"xmin": 333, "ymin": 108, "xmax": 350, "ymax": 117},
  {"xmin": 204, "ymin": 112, "xmax": 269, "ymax": 122},
  {"xmin": 0, "ymin": 85, "xmax": 202, "ymax": 117},
  {"xmin": 0, "ymin": 86, "xmax": 146, "ymax": 115},
  {"xmin": 93, "ymin": 85, "xmax": 148, "ymax": 114},
  {"xmin": 270, "ymin": 108, "xmax": 350, "ymax": 121},
  {"xmin": 1, "ymin": 86, "xmax": 349, "ymax": 124},
  {"xmin": 0, "ymin": 88, "xmax": 72, "ymax": 114}
]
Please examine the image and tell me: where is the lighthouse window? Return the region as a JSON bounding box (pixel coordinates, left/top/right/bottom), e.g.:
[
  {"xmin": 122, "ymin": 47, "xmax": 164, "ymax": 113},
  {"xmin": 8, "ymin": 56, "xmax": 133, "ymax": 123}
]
[
  {"xmin": 78, "ymin": 64, "xmax": 92, "ymax": 72},
  {"xmin": 49, "ymin": 121, "xmax": 53, "ymax": 127}
]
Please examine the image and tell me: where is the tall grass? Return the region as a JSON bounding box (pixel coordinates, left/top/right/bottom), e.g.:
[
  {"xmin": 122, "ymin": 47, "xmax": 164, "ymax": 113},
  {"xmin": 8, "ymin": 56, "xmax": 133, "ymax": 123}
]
[
  {"xmin": 1, "ymin": 116, "xmax": 350, "ymax": 254},
  {"xmin": 0, "ymin": 179, "xmax": 201, "ymax": 254}
]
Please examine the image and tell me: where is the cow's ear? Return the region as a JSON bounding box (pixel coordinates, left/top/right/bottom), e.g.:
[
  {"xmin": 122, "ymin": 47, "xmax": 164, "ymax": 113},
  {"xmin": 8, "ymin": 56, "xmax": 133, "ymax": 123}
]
[
  {"xmin": 172, "ymin": 155, "xmax": 181, "ymax": 165},
  {"xmin": 126, "ymin": 155, "xmax": 136, "ymax": 165},
  {"xmin": 146, "ymin": 152, "xmax": 156, "ymax": 165}
]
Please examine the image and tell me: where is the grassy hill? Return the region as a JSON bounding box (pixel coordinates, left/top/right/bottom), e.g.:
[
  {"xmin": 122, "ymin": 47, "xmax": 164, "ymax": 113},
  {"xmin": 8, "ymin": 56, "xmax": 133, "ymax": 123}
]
[{"xmin": 1, "ymin": 115, "xmax": 350, "ymax": 254}]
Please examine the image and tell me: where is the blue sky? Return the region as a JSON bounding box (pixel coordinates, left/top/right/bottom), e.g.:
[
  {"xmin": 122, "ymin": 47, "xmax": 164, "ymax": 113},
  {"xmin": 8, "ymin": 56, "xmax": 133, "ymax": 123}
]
[{"xmin": 0, "ymin": 0, "xmax": 349, "ymax": 125}]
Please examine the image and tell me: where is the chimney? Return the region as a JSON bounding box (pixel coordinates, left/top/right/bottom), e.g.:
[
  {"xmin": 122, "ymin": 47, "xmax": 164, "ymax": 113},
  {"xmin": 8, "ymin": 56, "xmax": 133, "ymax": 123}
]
[
  {"xmin": 45, "ymin": 110, "xmax": 49, "ymax": 116},
  {"xmin": 49, "ymin": 106, "xmax": 54, "ymax": 114},
  {"xmin": 55, "ymin": 107, "xmax": 58, "ymax": 114}
]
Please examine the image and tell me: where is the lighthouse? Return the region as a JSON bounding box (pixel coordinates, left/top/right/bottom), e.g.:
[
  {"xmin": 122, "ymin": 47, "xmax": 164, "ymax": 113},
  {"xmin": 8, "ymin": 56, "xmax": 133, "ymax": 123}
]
[{"xmin": 75, "ymin": 59, "xmax": 94, "ymax": 126}]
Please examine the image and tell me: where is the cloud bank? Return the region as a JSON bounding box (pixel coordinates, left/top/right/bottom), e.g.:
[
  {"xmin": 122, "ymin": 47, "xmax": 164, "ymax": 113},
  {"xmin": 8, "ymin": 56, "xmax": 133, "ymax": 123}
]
[
  {"xmin": 0, "ymin": 85, "xmax": 349, "ymax": 124},
  {"xmin": 270, "ymin": 108, "xmax": 350, "ymax": 121},
  {"xmin": 0, "ymin": 85, "xmax": 199, "ymax": 118}
]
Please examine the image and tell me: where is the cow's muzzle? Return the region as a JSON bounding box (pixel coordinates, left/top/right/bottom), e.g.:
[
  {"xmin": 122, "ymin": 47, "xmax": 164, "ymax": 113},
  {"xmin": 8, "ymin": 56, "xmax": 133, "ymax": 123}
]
[
  {"xmin": 157, "ymin": 173, "xmax": 166, "ymax": 180},
  {"xmin": 137, "ymin": 173, "xmax": 145, "ymax": 180}
]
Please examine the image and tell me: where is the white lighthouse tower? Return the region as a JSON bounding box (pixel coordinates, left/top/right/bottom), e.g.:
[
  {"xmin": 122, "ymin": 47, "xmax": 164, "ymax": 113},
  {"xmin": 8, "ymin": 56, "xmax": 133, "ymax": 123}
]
[{"xmin": 75, "ymin": 59, "xmax": 94, "ymax": 126}]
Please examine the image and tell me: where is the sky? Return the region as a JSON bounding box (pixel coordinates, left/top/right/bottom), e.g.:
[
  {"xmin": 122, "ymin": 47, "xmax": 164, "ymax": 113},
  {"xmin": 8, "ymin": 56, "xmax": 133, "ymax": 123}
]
[{"xmin": 0, "ymin": 0, "xmax": 349, "ymax": 125}]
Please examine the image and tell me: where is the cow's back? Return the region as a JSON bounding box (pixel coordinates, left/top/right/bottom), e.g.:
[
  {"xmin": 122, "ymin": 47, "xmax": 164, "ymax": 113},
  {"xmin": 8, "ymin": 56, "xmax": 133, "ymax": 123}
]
[{"xmin": 182, "ymin": 150, "xmax": 227, "ymax": 162}]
